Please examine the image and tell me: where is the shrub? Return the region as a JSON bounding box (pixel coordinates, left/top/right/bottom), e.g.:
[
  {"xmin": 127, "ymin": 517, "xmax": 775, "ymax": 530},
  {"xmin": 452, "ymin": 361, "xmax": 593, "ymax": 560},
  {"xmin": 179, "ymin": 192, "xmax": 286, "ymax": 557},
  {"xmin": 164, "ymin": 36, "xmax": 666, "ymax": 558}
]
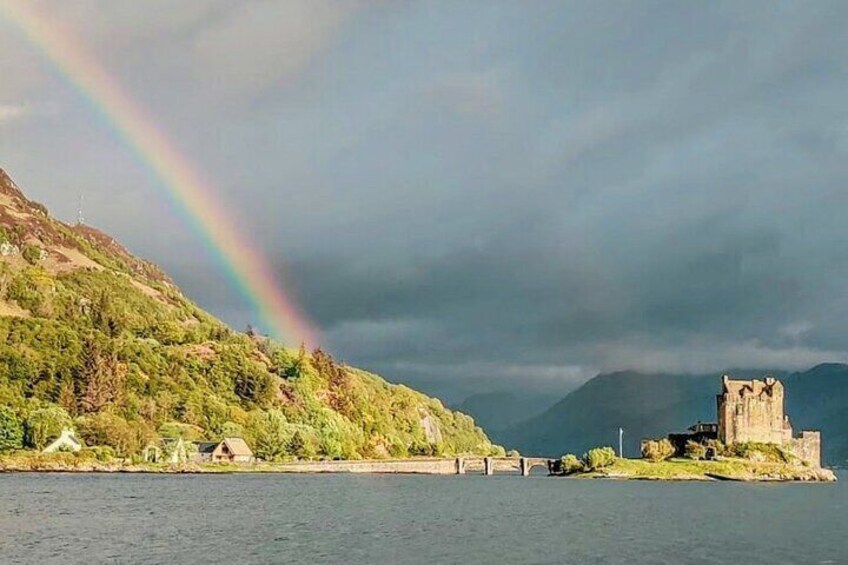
[
  {"xmin": 725, "ymin": 442, "xmax": 790, "ymax": 463},
  {"xmin": 705, "ymin": 438, "xmax": 725, "ymax": 455},
  {"xmin": 585, "ymin": 446, "xmax": 617, "ymax": 470},
  {"xmin": 7, "ymin": 271, "xmax": 45, "ymax": 313},
  {"xmin": 684, "ymin": 440, "xmax": 707, "ymax": 460},
  {"xmin": 86, "ymin": 445, "xmax": 116, "ymax": 462},
  {"xmin": 22, "ymin": 245, "xmax": 43, "ymax": 265},
  {"xmin": 506, "ymin": 449, "xmax": 520, "ymax": 458},
  {"xmin": 561, "ymin": 453, "xmax": 584, "ymax": 474},
  {"xmin": 642, "ymin": 439, "xmax": 675, "ymax": 462},
  {"xmin": 0, "ymin": 406, "xmax": 23, "ymax": 451}
]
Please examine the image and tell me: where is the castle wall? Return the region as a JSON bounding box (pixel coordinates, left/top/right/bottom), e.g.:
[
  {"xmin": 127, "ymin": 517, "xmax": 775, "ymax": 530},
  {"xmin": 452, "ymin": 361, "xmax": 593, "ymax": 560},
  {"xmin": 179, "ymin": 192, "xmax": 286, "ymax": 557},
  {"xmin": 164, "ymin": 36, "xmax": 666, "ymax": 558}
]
[
  {"xmin": 788, "ymin": 431, "xmax": 821, "ymax": 468},
  {"xmin": 717, "ymin": 376, "xmax": 822, "ymax": 468},
  {"xmin": 717, "ymin": 377, "xmax": 792, "ymax": 445}
]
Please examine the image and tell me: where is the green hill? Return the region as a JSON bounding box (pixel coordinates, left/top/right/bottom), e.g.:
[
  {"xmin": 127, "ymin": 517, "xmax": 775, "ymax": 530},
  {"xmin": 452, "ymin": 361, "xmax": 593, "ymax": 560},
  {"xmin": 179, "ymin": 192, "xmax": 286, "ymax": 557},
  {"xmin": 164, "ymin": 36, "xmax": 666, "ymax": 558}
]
[{"xmin": 0, "ymin": 168, "xmax": 501, "ymax": 460}]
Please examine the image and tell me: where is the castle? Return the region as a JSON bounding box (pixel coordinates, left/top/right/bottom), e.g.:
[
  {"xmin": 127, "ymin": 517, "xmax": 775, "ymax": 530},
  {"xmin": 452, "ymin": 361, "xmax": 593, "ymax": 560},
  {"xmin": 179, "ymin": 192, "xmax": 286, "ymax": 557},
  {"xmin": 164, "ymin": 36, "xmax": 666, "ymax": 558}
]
[
  {"xmin": 665, "ymin": 375, "xmax": 821, "ymax": 467},
  {"xmin": 716, "ymin": 375, "xmax": 821, "ymax": 467}
]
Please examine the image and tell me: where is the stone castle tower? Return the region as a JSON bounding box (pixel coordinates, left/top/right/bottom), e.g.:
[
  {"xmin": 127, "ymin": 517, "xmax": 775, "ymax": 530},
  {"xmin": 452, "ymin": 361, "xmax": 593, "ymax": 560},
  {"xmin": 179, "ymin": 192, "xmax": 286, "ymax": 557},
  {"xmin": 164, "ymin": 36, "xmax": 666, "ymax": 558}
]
[
  {"xmin": 717, "ymin": 375, "xmax": 821, "ymax": 466},
  {"xmin": 717, "ymin": 376, "xmax": 793, "ymax": 445}
]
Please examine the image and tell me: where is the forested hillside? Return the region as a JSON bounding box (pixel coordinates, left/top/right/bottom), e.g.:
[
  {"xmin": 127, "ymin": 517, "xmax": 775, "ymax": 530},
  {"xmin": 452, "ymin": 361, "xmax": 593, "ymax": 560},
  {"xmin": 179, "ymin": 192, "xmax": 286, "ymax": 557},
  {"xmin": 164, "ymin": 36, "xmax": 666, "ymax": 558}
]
[{"xmin": 0, "ymin": 168, "xmax": 500, "ymax": 460}]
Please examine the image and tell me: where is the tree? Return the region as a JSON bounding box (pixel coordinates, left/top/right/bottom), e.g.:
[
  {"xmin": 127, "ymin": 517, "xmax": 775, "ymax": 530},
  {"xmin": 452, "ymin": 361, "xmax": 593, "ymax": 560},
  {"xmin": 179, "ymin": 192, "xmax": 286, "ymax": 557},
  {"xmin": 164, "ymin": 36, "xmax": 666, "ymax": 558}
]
[
  {"xmin": 560, "ymin": 453, "xmax": 584, "ymax": 474},
  {"xmin": 642, "ymin": 439, "xmax": 675, "ymax": 461},
  {"xmin": 158, "ymin": 422, "xmax": 205, "ymax": 441},
  {"xmin": 585, "ymin": 446, "xmax": 617, "ymax": 470},
  {"xmin": 76, "ymin": 412, "xmax": 151, "ymax": 458},
  {"xmin": 25, "ymin": 405, "xmax": 72, "ymax": 450},
  {"xmin": 279, "ymin": 344, "xmax": 307, "ymax": 380},
  {"xmin": 57, "ymin": 376, "xmax": 78, "ymax": 417},
  {"xmin": 79, "ymin": 339, "xmax": 127, "ymax": 413},
  {"xmin": 684, "ymin": 440, "xmax": 707, "ymax": 460},
  {"xmin": 0, "ymin": 406, "xmax": 23, "ymax": 451},
  {"xmin": 221, "ymin": 421, "xmax": 245, "ymax": 439},
  {"xmin": 234, "ymin": 369, "xmax": 275, "ymax": 406},
  {"xmin": 248, "ymin": 410, "xmax": 291, "ymax": 462},
  {"xmin": 91, "ymin": 289, "xmax": 123, "ymax": 337},
  {"xmin": 289, "ymin": 428, "xmax": 319, "ymax": 460}
]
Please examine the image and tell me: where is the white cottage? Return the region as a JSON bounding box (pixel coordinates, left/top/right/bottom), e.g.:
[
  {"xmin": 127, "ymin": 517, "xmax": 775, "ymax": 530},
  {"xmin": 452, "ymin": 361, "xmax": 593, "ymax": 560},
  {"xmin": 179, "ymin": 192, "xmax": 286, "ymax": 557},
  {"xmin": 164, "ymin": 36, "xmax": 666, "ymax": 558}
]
[{"xmin": 42, "ymin": 428, "xmax": 83, "ymax": 453}]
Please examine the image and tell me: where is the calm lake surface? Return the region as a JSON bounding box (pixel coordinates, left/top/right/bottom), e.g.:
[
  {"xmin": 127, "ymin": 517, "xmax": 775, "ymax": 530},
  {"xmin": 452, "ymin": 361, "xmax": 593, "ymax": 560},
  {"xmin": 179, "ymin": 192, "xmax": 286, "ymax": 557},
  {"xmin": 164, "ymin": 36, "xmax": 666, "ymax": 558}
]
[{"xmin": 0, "ymin": 472, "xmax": 845, "ymax": 564}]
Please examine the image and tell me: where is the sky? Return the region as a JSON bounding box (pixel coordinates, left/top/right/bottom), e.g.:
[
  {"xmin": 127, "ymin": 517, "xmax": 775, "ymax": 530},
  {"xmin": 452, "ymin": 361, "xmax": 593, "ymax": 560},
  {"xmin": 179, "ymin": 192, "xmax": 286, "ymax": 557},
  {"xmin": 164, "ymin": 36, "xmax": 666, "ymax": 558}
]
[{"xmin": 1, "ymin": 1, "xmax": 848, "ymax": 403}]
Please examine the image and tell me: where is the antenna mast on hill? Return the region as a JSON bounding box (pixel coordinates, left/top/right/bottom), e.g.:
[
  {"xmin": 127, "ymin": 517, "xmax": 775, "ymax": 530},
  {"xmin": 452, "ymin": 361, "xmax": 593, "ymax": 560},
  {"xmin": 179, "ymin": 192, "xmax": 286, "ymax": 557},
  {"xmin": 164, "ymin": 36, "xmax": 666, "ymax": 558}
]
[{"xmin": 77, "ymin": 194, "xmax": 85, "ymax": 226}]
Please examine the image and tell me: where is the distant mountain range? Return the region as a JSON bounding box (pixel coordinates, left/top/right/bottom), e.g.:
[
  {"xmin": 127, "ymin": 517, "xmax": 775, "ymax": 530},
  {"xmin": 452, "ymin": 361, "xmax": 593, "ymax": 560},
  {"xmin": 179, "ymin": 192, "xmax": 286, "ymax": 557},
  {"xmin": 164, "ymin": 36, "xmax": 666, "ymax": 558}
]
[
  {"xmin": 454, "ymin": 390, "xmax": 560, "ymax": 433},
  {"xmin": 497, "ymin": 364, "xmax": 848, "ymax": 466}
]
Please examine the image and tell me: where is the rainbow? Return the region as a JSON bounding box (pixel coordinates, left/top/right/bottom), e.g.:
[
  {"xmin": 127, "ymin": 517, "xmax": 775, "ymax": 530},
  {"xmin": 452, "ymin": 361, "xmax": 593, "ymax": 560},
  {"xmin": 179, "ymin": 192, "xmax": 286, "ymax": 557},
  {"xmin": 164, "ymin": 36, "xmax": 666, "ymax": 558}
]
[{"xmin": 1, "ymin": 1, "xmax": 318, "ymax": 347}]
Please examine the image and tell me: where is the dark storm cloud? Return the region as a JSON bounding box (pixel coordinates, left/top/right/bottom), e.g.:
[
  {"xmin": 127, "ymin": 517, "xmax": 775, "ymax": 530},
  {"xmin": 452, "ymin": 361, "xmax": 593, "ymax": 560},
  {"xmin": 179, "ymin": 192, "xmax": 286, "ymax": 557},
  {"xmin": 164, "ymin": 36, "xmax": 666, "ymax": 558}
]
[{"xmin": 2, "ymin": 1, "xmax": 848, "ymax": 401}]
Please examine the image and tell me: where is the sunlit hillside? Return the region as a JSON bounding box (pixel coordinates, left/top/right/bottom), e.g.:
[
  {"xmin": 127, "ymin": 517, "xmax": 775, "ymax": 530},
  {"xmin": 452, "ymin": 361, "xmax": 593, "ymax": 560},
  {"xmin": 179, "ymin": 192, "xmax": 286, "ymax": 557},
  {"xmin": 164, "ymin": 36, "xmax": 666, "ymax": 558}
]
[{"xmin": 0, "ymin": 168, "xmax": 501, "ymax": 460}]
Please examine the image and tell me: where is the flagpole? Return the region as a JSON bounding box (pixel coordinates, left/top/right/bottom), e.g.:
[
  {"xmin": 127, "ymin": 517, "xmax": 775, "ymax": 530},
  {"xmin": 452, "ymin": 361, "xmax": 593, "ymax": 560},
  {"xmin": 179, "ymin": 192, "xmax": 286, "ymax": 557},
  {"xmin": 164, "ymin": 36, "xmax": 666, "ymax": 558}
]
[{"xmin": 619, "ymin": 427, "xmax": 624, "ymax": 458}]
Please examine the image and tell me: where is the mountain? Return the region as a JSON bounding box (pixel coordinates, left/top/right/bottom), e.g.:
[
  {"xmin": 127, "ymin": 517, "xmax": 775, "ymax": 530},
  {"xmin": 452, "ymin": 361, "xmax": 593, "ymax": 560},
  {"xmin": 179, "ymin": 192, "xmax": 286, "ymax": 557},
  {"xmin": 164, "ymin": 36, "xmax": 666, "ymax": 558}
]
[
  {"xmin": 0, "ymin": 168, "xmax": 501, "ymax": 459},
  {"xmin": 454, "ymin": 390, "xmax": 561, "ymax": 434},
  {"xmin": 501, "ymin": 371, "xmax": 717, "ymax": 458},
  {"xmin": 503, "ymin": 365, "xmax": 848, "ymax": 465},
  {"xmin": 783, "ymin": 363, "xmax": 848, "ymax": 466}
]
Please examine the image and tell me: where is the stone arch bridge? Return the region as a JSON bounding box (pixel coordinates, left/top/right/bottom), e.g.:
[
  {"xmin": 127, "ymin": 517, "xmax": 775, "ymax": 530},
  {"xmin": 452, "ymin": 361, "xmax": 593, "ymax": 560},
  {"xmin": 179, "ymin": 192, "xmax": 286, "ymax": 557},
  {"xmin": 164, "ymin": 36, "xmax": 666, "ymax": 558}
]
[
  {"xmin": 272, "ymin": 456, "xmax": 555, "ymax": 476},
  {"xmin": 458, "ymin": 456, "xmax": 553, "ymax": 476}
]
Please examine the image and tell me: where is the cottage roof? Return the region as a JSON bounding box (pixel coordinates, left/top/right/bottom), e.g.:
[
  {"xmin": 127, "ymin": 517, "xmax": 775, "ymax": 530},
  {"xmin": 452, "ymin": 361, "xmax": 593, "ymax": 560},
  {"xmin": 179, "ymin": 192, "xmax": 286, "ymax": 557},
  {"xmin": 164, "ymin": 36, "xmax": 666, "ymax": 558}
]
[
  {"xmin": 220, "ymin": 437, "xmax": 253, "ymax": 457},
  {"xmin": 195, "ymin": 441, "xmax": 218, "ymax": 454},
  {"xmin": 160, "ymin": 437, "xmax": 183, "ymax": 447},
  {"xmin": 43, "ymin": 428, "xmax": 82, "ymax": 453},
  {"xmin": 55, "ymin": 433, "xmax": 81, "ymax": 446}
]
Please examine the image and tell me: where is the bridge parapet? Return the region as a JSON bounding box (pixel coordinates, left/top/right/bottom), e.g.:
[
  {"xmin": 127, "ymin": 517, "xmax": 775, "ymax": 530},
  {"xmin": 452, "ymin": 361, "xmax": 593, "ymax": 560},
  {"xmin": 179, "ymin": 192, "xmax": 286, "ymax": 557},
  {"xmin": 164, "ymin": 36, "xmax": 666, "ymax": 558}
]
[{"xmin": 267, "ymin": 457, "xmax": 553, "ymax": 476}]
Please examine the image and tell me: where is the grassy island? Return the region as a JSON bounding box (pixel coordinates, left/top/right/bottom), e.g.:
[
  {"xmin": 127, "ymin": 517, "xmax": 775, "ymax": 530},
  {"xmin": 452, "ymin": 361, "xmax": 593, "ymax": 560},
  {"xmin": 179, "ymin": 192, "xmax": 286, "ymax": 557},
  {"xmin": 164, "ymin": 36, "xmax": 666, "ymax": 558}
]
[
  {"xmin": 577, "ymin": 457, "xmax": 837, "ymax": 482},
  {"xmin": 555, "ymin": 444, "xmax": 837, "ymax": 482}
]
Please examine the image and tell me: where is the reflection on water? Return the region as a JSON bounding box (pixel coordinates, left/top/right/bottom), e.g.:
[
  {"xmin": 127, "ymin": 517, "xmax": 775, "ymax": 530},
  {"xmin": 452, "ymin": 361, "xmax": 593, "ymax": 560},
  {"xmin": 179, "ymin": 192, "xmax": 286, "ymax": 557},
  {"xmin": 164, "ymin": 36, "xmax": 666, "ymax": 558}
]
[{"xmin": 0, "ymin": 472, "xmax": 844, "ymax": 564}]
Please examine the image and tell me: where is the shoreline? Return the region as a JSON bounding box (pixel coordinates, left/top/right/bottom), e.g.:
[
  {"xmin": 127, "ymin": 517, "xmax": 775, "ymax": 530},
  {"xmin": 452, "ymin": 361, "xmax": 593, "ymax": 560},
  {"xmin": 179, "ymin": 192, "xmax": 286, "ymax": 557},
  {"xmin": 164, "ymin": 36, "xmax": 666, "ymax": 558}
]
[{"xmin": 0, "ymin": 453, "xmax": 838, "ymax": 482}]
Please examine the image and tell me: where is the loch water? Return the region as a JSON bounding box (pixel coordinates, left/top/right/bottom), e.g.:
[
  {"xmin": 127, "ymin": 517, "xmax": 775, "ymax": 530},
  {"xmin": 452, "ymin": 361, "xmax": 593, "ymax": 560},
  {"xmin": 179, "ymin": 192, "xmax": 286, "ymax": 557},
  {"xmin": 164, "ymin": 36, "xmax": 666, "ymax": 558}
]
[{"xmin": 0, "ymin": 472, "xmax": 845, "ymax": 564}]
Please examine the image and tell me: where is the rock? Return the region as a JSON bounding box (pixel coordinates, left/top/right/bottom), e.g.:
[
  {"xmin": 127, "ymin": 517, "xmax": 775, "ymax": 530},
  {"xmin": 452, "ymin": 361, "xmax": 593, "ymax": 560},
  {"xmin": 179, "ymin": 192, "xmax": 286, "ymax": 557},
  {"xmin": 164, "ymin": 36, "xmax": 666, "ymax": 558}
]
[{"xmin": 0, "ymin": 241, "xmax": 19, "ymax": 256}]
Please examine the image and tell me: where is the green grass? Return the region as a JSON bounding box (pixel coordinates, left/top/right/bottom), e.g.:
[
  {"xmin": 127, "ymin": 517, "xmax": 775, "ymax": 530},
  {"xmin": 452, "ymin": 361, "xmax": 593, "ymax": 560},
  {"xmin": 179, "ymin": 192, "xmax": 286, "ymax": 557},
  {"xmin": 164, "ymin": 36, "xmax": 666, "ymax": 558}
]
[{"xmin": 575, "ymin": 457, "xmax": 832, "ymax": 481}]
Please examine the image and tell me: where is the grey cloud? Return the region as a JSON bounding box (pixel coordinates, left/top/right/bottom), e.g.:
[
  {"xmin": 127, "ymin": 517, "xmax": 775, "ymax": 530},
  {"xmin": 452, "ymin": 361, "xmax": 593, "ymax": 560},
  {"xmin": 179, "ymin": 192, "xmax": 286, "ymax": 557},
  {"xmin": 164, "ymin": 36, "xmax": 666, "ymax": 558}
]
[
  {"xmin": 3, "ymin": 1, "xmax": 848, "ymax": 402},
  {"xmin": 0, "ymin": 103, "xmax": 28, "ymax": 123},
  {"xmin": 189, "ymin": 1, "xmax": 360, "ymax": 102}
]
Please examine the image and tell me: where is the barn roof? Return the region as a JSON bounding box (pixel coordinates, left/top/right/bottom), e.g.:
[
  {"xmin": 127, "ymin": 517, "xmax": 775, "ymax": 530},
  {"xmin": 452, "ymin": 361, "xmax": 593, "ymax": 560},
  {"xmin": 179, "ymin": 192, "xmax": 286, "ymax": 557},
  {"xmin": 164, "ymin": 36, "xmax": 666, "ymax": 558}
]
[{"xmin": 221, "ymin": 437, "xmax": 253, "ymax": 456}]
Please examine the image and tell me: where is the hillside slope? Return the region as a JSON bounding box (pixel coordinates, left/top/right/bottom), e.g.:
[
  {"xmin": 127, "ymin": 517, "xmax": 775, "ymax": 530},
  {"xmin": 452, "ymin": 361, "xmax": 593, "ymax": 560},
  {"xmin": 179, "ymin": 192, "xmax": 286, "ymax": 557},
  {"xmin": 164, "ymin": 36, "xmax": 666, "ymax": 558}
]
[
  {"xmin": 454, "ymin": 391, "xmax": 562, "ymax": 433},
  {"xmin": 502, "ymin": 366, "xmax": 848, "ymax": 465},
  {"xmin": 0, "ymin": 168, "xmax": 501, "ymax": 460},
  {"xmin": 499, "ymin": 371, "xmax": 717, "ymax": 458}
]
